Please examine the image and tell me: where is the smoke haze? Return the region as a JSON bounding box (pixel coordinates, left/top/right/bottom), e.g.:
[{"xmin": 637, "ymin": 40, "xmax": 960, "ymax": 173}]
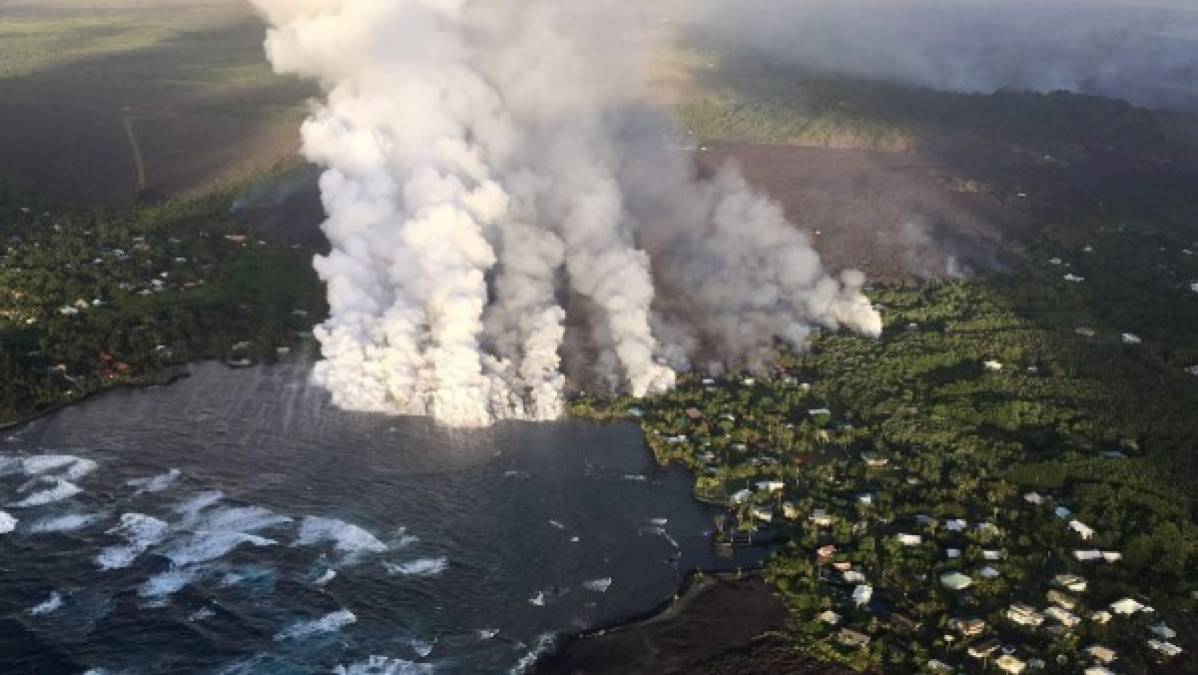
[
  {"xmin": 248, "ymin": 0, "xmax": 881, "ymax": 427},
  {"xmin": 693, "ymin": 0, "xmax": 1198, "ymax": 112}
]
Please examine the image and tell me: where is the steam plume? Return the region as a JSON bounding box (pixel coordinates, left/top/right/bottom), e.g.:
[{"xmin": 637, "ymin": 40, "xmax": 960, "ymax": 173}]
[{"xmin": 250, "ymin": 0, "xmax": 882, "ymax": 427}]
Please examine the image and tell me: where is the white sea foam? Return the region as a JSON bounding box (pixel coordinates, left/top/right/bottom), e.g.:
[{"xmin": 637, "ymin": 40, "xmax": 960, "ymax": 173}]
[
  {"xmin": 649, "ymin": 517, "xmax": 668, "ymax": 526},
  {"xmin": 273, "ymin": 609, "xmax": 357, "ymax": 641},
  {"xmin": 189, "ymin": 606, "xmax": 216, "ymax": 622},
  {"xmin": 548, "ymin": 519, "xmax": 565, "ymax": 530},
  {"xmin": 61, "ymin": 458, "xmax": 99, "ymax": 481},
  {"xmin": 478, "ymin": 628, "xmax": 500, "ymax": 640},
  {"xmin": 95, "ymin": 513, "xmax": 169, "ymax": 570},
  {"xmin": 9, "ymin": 480, "xmax": 81, "ymax": 507},
  {"xmin": 315, "ymin": 569, "xmax": 337, "ymax": 586},
  {"xmin": 528, "ymin": 591, "xmax": 545, "ymax": 607},
  {"xmin": 172, "ymin": 490, "xmax": 224, "ymax": 523},
  {"xmin": 510, "ymin": 633, "xmax": 556, "ymax": 674},
  {"xmin": 622, "ymin": 474, "xmax": 647, "ymax": 482},
  {"xmin": 127, "ymin": 468, "xmax": 181, "ymax": 495},
  {"xmin": 29, "ymin": 512, "xmax": 103, "ymax": 533},
  {"xmin": 383, "ymin": 557, "xmax": 448, "ymax": 577},
  {"xmin": 140, "ymin": 569, "xmax": 197, "ymax": 599},
  {"xmin": 165, "ymin": 531, "xmax": 276, "ymax": 566},
  {"xmin": 297, "ymin": 516, "xmax": 387, "ymax": 556},
  {"xmin": 21, "ymin": 455, "xmax": 80, "ymax": 475},
  {"xmin": 333, "ymin": 656, "xmax": 434, "ymax": 675},
  {"xmin": 582, "ymin": 577, "xmax": 612, "ymax": 593},
  {"xmin": 193, "ymin": 506, "xmax": 291, "ymax": 534},
  {"xmin": 29, "ymin": 591, "xmax": 63, "ymax": 615},
  {"xmin": 0, "ymin": 510, "xmax": 16, "ymax": 534},
  {"xmin": 405, "ymin": 637, "xmax": 437, "ymax": 658}
]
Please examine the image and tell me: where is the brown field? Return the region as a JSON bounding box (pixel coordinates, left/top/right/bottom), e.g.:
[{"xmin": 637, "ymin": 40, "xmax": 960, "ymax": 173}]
[{"xmin": 0, "ymin": 0, "xmax": 313, "ymax": 202}]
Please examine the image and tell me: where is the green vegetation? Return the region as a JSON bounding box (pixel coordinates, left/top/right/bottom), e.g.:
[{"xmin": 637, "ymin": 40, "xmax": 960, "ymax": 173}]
[
  {"xmin": 0, "ymin": 184, "xmax": 325, "ymax": 426},
  {"xmin": 572, "ymin": 217, "xmax": 1198, "ymax": 671}
]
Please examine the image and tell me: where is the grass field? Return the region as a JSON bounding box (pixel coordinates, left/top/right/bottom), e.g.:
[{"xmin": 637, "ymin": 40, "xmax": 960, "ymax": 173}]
[{"xmin": 0, "ymin": 0, "xmax": 313, "ymax": 202}]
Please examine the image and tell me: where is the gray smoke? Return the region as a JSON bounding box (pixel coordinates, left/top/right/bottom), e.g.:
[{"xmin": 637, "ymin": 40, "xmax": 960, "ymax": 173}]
[
  {"xmin": 693, "ymin": 0, "xmax": 1198, "ymax": 111},
  {"xmin": 249, "ymin": 0, "xmax": 881, "ymax": 427}
]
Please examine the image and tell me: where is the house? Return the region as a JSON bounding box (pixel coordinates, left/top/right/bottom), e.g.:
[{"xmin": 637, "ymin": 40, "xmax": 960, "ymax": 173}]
[
  {"xmin": 1006, "ymin": 604, "xmax": 1045, "ymax": 627},
  {"xmin": 730, "ymin": 489, "xmax": 753, "ymax": 505},
  {"xmin": 809, "ymin": 407, "xmax": 832, "ymax": 417},
  {"xmin": 701, "ymin": 377, "xmax": 716, "ymax": 386},
  {"xmin": 860, "ymin": 452, "xmax": 888, "ymax": 467},
  {"xmin": 1064, "ymin": 273, "xmax": 1085, "ymax": 282},
  {"xmin": 856, "ymin": 493, "xmax": 874, "ymax": 506},
  {"xmin": 1069, "ymin": 520, "xmax": 1095, "ymax": 540},
  {"xmin": 1121, "ymin": 333, "xmax": 1142, "ymax": 345},
  {"xmin": 755, "ymin": 480, "xmax": 785, "ymax": 493},
  {"xmin": 926, "ymin": 659, "xmax": 954, "ymax": 672},
  {"xmin": 968, "ymin": 638, "xmax": 1001, "ymax": 659},
  {"xmin": 1054, "ymin": 573, "xmax": 1087, "ymax": 592},
  {"xmin": 1101, "ymin": 551, "xmax": 1122, "ymax": 563},
  {"xmin": 984, "ymin": 360, "xmax": 1004, "ymax": 372},
  {"xmin": 627, "ymin": 407, "xmax": 644, "ymax": 418},
  {"xmin": 945, "ymin": 548, "xmax": 962, "ymax": 559},
  {"xmin": 843, "ymin": 570, "xmax": 867, "ymax": 584},
  {"xmin": 948, "ymin": 617, "xmax": 986, "ymax": 637},
  {"xmin": 982, "ymin": 550, "xmax": 1004, "ymax": 561},
  {"xmin": 750, "ymin": 507, "xmax": 773, "ymax": 523},
  {"xmin": 742, "ymin": 377, "xmax": 756, "ymax": 386},
  {"xmin": 1084, "ymin": 644, "xmax": 1117, "ymax": 665},
  {"xmin": 782, "ymin": 502, "xmax": 799, "ymax": 519},
  {"xmin": 838, "ymin": 628, "xmax": 871, "ymax": 647},
  {"xmin": 1084, "ymin": 667, "xmax": 1115, "ymax": 675},
  {"xmin": 940, "ymin": 572, "xmax": 973, "ymax": 591},
  {"xmin": 1024, "ymin": 492, "xmax": 1046, "ymax": 505},
  {"xmin": 810, "ymin": 509, "xmax": 834, "ymax": 526},
  {"xmin": 1147, "ymin": 640, "xmax": 1183, "ymax": 657},
  {"xmin": 895, "ymin": 533, "xmax": 923, "ymax": 546},
  {"xmin": 1047, "ymin": 590, "xmax": 1077, "ymax": 610},
  {"xmin": 1091, "ymin": 610, "xmax": 1112, "ymax": 624},
  {"xmin": 852, "ymin": 584, "xmax": 873, "ymax": 606},
  {"xmin": 1151, "ymin": 623, "xmax": 1177, "ymax": 640},
  {"xmin": 1074, "ymin": 549, "xmax": 1102, "ymax": 562},
  {"xmin": 832, "ymin": 561, "xmax": 852, "ymax": 572},
  {"xmin": 979, "ymin": 566, "xmax": 1000, "ymax": 580},
  {"xmin": 1110, "ymin": 598, "xmax": 1147, "ymax": 615},
  {"xmin": 818, "ymin": 610, "xmax": 841, "ymax": 625},
  {"xmin": 816, "ymin": 544, "xmax": 837, "ymax": 561},
  {"xmin": 995, "ymin": 654, "xmax": 1027, "ymax": 674},
  {"xmin": 945, "ymin": 518, "xmax": 967, "ymax": 532},
  {"xmin": 1055, "ymin": 506, "xmax": 1072, "ymax": 519},
  {"xmin": 1045, "ymin": 606, "xmax": 1080, "ymax": 628}
]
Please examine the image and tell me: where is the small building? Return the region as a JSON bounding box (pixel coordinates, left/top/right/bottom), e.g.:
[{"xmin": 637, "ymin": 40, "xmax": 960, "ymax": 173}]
[
  {"xmin": 1069, "ymin": 520, "xmax": 1095, "ymax": 540},
  {"xmin": 832, "ymin": 561, "xmax": 852, "ymax": 572},
  {"xmin": 818, "ymin": 610, "xmax": 841, "ymax": 625},
  {"xmin": 1091, "ymin": 610, "xmax": 1112, "ymax": 624},
  {"xmin": 838, "ymin": 628, "xmax": 871, "ymax": 647},
  {"xmin": 1121, "ymin": 333, "xmax": 1142, "ymax": 345},
  {"xmin": 1110, "ymin": 598, "xmax": 1147, "ymax": 615},
  {"xmin": 968, "ymin": 638, "xmax": 1001, "ymax": 659},
  {"xmin": 730, "ymin": 489, "xmax": 753, "ymax": 505},
  {"xmin": 1047, "ymin": 590, "xmax": 1077, "ymax": 610},
  {"xmin": 755, "ymin": 480, "xmax": 785, "ymax": 494},
  {"xmin": 984, "ymin": 360, "xmax": 1004, "ymax": 372},
  {"xmin": 809, "ymin": 408, "xmax": 832, "ymax": 417},
  {"xmin": 927, "ymin": 659, "xmax": 953, "ymax": 672},
  {"xmin": 1054, "ymin": 573, "xmax": 1087, "ymax": 592},
  {"xmin": 1055, "ymin": 506, "xmax": 1072, "ymax": 519},
  {"xmin": 843, "ymin": 570, "xmax": 867, "ymax": 584},
  {"xmin": 945, "ymin": 547, "xmax": 962, "ymax": 559},
  {"xmin": 816, "ymin": 544, "xmax": 837, "ymax": 561},
  {"xmin": 1074, "ymin": 549, "xmax": 1102, "ymax": 562},
  {"xmin": 1101, "ymin": 551, "xmax": 1122, "ymax": 563},
  {"xmin": 1064, "ymin": 273, "xmax": 1085, "ymax": 283},
  {"xmin": 945, "ymin": 518, "xmax": 967, "ymax": 532},
  {"xmin": 949, "ymin": 617, "xmax": 986, "ymax": 637},
  {"xmin": 750, "ymin": 507, "xmax": 773, "ymax": 523},
  {"xmin": 852, "ymin": 584, "xmax": 873, "ymax": 606},
  {"xmin": 1084, "ymin": 667, "xmax": 1115, "ymax": 675},
  {"xmin": 1007, "ymin": 604, "xmax": 1045, "ymax": 627},
  {"xmin": 940, "ymin": 572, "xmax": 973, "ymax": 591},
  {"xmin": 1023, "ymin": 492, "xmax": 1045, "ymax": 505},
  {"xmin": 856, "ymin": 493, "xmax": 874, "ymax": 506},
  {"xmin": 1084, "ymin": 644, "xmax": 1117, "ymax": 665},
  {"xmin": 995, "ymin": 654, "xmax": 1027, "ymax": 674},
  {"xmin": 982, "ymin": 550, "xmax": 1004, "ymax": 561},
  {"xmin": 895, "ymin": 533, "xmax": 923, "ymax": 546},
  {"xmin": 809, "ymin": 509, "xmax": 833, "ymax": 527},
  {"xmin": 782, "ymin": 502, "xmax": 799, "ymax": 519},
  {"xmin": 979, "ymin": 566, "xmax": 1000, "ymax": 580},
  {"xmin": 860, "ymin": 451, "xmax": 887, "ymax": 467},
  {"xmin": 1151, "ymin": 623, "xmax": 1177, "ymax": 640},
  {"xmin": 1147, "ymin": 640, "xmax": 1183, "ymax": 657},
  {"xmin": 1045, "ymin": 606, "xmax": 1080, "ymax": 628}
]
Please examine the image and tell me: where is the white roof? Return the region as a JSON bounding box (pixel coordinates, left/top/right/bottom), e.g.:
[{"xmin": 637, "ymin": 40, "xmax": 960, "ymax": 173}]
[
  {"xmin": 852, "ymin": 584, "xmax": 873, "ymax": 604},
  {"xmin": 945, "ymin": 518, "xmax": 967, "ymax": 531},
  {"xmin": 896, "ymin": 534, "xmax": 923, "ymax": 546},
  {"xmin": 1110, "ymin": 598, "xmax": 1145, "ymax": 615},
  {"xmin": 1069, "ymin": 520, "xmax": 1094, "ymax": 537},
  {"xmin": 940, "ymin": 572, "xmax": 972, "ymax": 590}
]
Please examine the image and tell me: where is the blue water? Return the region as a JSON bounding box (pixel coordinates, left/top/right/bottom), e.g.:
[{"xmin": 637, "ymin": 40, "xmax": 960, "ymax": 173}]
[{"xmin": 0, "ymin": 361, "xmax": 758, "ymax": 674}]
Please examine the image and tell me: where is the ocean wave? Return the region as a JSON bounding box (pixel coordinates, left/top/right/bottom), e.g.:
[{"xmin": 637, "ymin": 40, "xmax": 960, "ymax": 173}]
[
  {"xmin": 165, "ymin": 531, "xmax": 276, "ymax": 566},
  {"xmin": 9, "ymin": 480, "xmax": 82, "ymax": 508},
  {"xmin": 29, "ymin": 591, "xmax": 64, "ymax": 615},
  {"xmin": 127, "ymin": 469, "xmax": 181, "ymax": 495},
  {"xmin": 405, "ymin": 636, "xmax": 437, "ymax": 658},
  {"xmin": 193, "ymin": 506, "xmax": 291, "ymax": 535},
  {"xmin": 0, "ymin": 510, "xmax": 16, "ymax": 534},
  {"xmin": 333, "ymin": 656, "xmax": 434, "ymax": 675},
  {"xmin": 510, "ymin": 633, "xmax": 556, "ymax": 674},
  {"xmin": 383, "ymin": 557, "xmax": 448, "ymax": 577},
  {"xmin": 298, "ymin": 516, "xmax": 387, "ymax": 556},
  {"xmin": 273, "ymin": 609, "xmax": 357, "ymax": 641},
  {"xmin": 140, "ymin": 569, "xmax": 197, "ymax": 600},
  {"xmin": 29, "ymin": 512, "xmax": 104, "ymax": 533},
  {"xmin": 20, "ymin": 455, "xmax": 82, "ymax": 475},
  {"xmin": 95, "ymin": 513, "xmax": 169, "ymax": 570},
  {"xmin": 172, "ymin": 490, "xmax": 224, "ymax": 524}
]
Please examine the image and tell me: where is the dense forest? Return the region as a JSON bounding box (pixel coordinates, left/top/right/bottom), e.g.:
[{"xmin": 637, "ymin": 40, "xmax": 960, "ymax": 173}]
[{"xmin": 0, "ymin": 184, "xmax": 325, "ymax": 426}]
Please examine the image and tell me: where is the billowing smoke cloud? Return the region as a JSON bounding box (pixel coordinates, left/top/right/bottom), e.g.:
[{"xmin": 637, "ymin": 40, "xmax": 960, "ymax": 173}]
[
  {"xmin": 693, "ymin": 0, "xmax": 1198, "ymax": 111},
  {"xmin": 250, "ymin": 0, "xmax": 882, "ymax": 427}
]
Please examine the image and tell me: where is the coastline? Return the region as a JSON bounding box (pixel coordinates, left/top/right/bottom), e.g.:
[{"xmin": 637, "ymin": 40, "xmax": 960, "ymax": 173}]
[{"xmin": 534, "ymin": 569, "xmax": 839, "ymax": 675}]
